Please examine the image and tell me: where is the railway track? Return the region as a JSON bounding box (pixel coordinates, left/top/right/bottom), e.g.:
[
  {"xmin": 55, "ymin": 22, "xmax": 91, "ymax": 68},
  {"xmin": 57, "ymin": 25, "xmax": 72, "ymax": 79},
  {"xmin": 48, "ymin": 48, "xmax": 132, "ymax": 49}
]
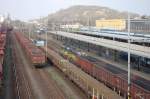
[
  {"xmin": 41, "ymin": 33, "xmax": 150, "ymax": 98},
  {"xmin": 12, "ymin": 32, "xmax": 66, "ymax": 99},
  {"xmin": 37, "ymin": 69, "xmax": 66, "ymax": 99},
  {"xmin": 11, "ymin": 33, "xmax": 35, "ymax": 99},
  {"xmin": 12, "ymin": 53, "xmax": 34, "ymax": 99},
  {"xmin": 49, "ymin": 33, "xmax": 149, "ymax": 99},
  {"xmin": 41, "ymin": 46, "xmax": 123, "ymax": 99},
  {"xmin": 3, "ymin": 32, "xmax": 16, "ymax": 99},
  {"xmin": 39, "ymin": 35, "xmax": 122, "ymax": 99},
  {"xmin": 43, "ymin": 33, "xmax": 150, "ymax": 80},
  {"xmin": 38, "ymin": 34, "xmax": 88, "ymax": 99}
]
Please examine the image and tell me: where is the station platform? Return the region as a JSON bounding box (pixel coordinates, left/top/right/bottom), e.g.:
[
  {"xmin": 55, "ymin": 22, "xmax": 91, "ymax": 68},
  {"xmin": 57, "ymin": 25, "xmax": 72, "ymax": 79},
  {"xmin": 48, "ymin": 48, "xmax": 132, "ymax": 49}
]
[{"xmin": 49, "ymin": 31, "xmax": 150, "ymax": 59}]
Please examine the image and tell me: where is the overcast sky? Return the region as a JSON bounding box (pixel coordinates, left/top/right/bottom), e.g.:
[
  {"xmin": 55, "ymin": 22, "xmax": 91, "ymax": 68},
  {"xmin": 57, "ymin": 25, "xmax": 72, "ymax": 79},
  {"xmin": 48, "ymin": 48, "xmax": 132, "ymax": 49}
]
[{"xmin": 0, "ymin": 0, "xmax": 149, "ymax": 20}]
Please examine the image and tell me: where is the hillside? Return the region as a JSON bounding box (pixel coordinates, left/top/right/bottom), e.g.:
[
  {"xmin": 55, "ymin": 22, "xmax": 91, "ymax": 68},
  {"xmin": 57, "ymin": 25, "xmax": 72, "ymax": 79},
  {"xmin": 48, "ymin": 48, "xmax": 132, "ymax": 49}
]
[{"xmin": 40, "ymin": 5, "xmax": 140, "ymax": 26}]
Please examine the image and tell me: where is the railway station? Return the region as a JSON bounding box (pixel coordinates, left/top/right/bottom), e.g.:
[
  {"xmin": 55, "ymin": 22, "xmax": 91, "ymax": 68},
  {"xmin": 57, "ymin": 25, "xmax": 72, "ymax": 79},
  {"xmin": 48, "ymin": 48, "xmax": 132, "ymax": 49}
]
[{"xmin": 0, "ymin": 1, "xmax": 150, "ymax": 99}]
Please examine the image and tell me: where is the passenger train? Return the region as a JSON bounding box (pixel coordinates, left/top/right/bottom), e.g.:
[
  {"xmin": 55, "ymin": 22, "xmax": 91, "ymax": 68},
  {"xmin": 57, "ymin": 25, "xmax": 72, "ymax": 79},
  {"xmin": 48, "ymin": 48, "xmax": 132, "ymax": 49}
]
[{"xmin": 79, "ymin": 27, "xmax": 150, "ymax": 38}]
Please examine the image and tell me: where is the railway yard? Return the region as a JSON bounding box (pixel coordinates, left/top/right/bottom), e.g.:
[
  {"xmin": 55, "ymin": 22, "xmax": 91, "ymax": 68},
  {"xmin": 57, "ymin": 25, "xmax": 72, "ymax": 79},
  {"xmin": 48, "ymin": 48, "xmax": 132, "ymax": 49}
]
[
  {"xmin": 1, "ymin": 31, "xmax": 89, "ymax": 99},
  {"xmin": 39, "ymin": 31, "xmax": 150, "ymax": 99},
  {"xmin": 0, "ymin": 1, "xmax": 150, "ymax": 99},
  {"xmin": 0, "ymin": 17, "xmax": 150, "ymax": 99},
  {"xmin": 0, "ymin": 25, "xmax": 149, "ymax": 99}
]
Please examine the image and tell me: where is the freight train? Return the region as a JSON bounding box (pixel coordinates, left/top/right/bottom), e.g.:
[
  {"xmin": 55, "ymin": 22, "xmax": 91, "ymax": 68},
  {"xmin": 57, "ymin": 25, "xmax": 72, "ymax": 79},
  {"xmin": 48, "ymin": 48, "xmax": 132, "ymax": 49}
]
[
  {"xmin": 14, "ymin": 32, "xmax": 46, "ymax": 67},
  {"xmin": 0, "ymin": 17, "xmax": 13, "ymax": 85},
  {"xmin": 41, "ymin": 47, "xmax": 123, "ymax": 99},
  {"xmin": 60, "ymin": 47, "xmax": 150, "ymax": 99},
  {"xmin": 0, "ymin": 31, "xmax": 6, "ymax": 85}
]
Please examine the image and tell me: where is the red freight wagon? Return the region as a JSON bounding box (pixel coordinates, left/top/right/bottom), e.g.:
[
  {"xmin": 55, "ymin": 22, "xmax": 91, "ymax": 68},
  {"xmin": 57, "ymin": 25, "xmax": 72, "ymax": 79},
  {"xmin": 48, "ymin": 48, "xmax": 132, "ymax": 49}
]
[
  {"xmin": 76, "ymin": 56, "xmax": 93, "ymax": 75},
  {"xmin": 0, "ymin": 50, "xmax": 4, "ymax": 64},
  {"xmin": 15, "ymin": 32, "xmax": 46, "ymax": 67},
  {"xmin": 0, "ymin": 64, "xmax": 2, "ymax": 82},
  {"xmin": 114, "ymin": 74, "xmax": 128, "ymax": 95},
  {"xmin": 30, "ymin": 49, "xmax": 46, "ymax": 65},
  {"xmin": 0, "ymin": 34, "xmax": 6, "ymax": 38},
  {"xmin": 95, "ymin": 65, "xmax": 116, "ymax": 89},
  {"xmin": 117, "ymin": 74, "xmax": 150, "ymax": 99},
  {"xmin": 94, "ymin": 61, "xmax": 150, "ymax": 99},
  {"xmin": 0, "ymin": 33, "xmax": 6, "ymax": 37},
  {"xmin": 0, "ymin": 43, "xmax": 5, "ymax": 50},
  {"xmin": 60, "ymin": 48, "xmax": 150, "ymax": 99}
]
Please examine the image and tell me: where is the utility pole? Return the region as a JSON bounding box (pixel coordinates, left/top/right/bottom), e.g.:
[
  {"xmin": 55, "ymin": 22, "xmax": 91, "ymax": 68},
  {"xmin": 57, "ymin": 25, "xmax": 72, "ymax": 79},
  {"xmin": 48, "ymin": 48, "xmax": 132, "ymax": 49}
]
[
  {"xmin": 28, "ymin": 22, "xmax": 32, "ymax": 40},
  {"xmin": 88, "ymin": 15, "xmax": 90, "ymax": 31},
  {"xmin": 127, "ymin": 13, "xmax": 131, "ymax": 99},
  {"xmin": 29, "ymin": 26, "xmax": 31, "ymax": 39},
  {"xmin": 46, "ymin": 29, "xmax": 47, "ymax": 58},
  {"xmin": 45, "ymin": 20, "xmax": 48, "ymax": 60}
]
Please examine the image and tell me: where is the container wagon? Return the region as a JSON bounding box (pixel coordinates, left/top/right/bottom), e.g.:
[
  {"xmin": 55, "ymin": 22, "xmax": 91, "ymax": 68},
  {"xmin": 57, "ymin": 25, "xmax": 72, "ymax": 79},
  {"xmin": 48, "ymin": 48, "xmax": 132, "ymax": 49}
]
[
  {"xmin": 60, "ymin": 48, "xmax": 150, "ymax": 99},
  {"xmin": 14, "ymin": 32, "xmax": 46, "ymax": 67}
]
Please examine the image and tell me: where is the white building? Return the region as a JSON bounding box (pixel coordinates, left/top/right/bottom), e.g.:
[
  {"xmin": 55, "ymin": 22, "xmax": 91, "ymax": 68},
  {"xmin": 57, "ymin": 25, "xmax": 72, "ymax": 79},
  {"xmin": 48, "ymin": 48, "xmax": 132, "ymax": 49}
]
[{"xmin": 60, "ymin": 23, "xmax": 83, "ymax": 30}]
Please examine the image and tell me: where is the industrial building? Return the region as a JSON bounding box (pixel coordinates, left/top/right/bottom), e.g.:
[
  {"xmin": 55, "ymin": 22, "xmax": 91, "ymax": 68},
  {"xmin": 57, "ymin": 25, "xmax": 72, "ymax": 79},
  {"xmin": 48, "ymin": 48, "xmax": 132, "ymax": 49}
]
[
  {"xmin": 129, "ymin": 19, "xmax": 150, "ymax": 33},
  {"xmin": 96, "ymin": 19, "xmax": 150, "ymax": 33},
  {"xmin": 96, "ymin": 19, "xmax": 126, "ymax": 30}
]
